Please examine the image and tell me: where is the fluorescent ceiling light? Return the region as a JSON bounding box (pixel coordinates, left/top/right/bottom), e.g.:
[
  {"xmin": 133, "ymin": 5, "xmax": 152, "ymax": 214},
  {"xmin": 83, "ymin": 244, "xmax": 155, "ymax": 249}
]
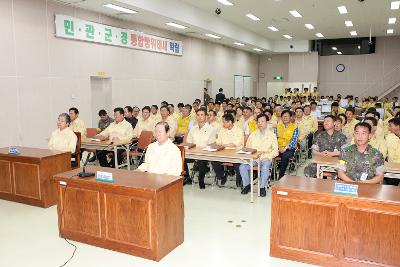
[
  {"xmin": 246, "ymin": 13, "xmax": 260, "ymax": 21},
  {"xmin": 165, "ymin": 22, "xmax": 187, "ymax": 29},
  {"xmin": 315, "ymin": 33, "xmax": 324, "ymax": 38},
  {"xmin": 234, "ymin": 42, "xmax": 245, "ymax": 46},
  {"xmin": 289, "ymin": 10, "xmax": 302, "ymax": 18},
  {"xmin": 391, "ymin": 1, "xmax": 400, "ymax": 10},
  {"xmin": 358, "ymin": 45, "xmax": 361, "ymax": 49},
  {"xmin": 205, "ymin": 33, "xmax": 221, "ymax": 39},
  {"xmin": 332, "ymin": 47, "xmax": 338, "ymax": 50},
  {"xmin": 305, "ymin": 24, "xmax": 314, "ymax": 29},
  {"xmin": 253, "ymin": 48, "xmax": 263, "ymax": 52},
  {"xmin": 337, "ymin": 52, "xmax": 342, "ymax": 55},
  {"xmin": 283, "ymin": 34, "xmax": 292, "ymax": 39},
  {"xmin": 388, "ymin": 18, "xmax": 397, "ymax": 24},
  {"xmin": 268, "ymin": 26, "xmax": 279, "ymax": 32},
  {"xmin": 217, "ymin": 0, "xmax": 233, "ymax": 6},
  {"xmin": 103, "ymin": 4, "xmax": 136, "ymax": 14},
  {"xmin": 337, "ymin": 6, "xmax": 348, "ymax": 14},
  {"xmin": 387, "ymin": 29, "xmax": 394, "ymax": 34},
  {"xmin": 350, "ymin": 31, "xmax": 357, "ymax": 36},
  {"xmin": 345, "ymin": 21, "xmax": 353, "ymax": 27}
]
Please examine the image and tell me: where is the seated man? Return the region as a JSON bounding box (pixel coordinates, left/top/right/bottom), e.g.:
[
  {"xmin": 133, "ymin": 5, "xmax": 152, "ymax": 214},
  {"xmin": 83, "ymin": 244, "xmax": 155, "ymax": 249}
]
[
  {"xmin": 304, "ymin": 115, "xmax": 347, "ymax": 178},
  {"xmin": 337, "ymin": 122, "xmax": 385, "ymax": 184},
  {"xmin": 150, "ymin": 105, "xmax": 161, "ymax": 122},
  {"xmin": 240, "ymin": 114, "xmax": 278, "ymax": 197},
  {"xmin": 160, "ymin": 105, "xmax": 177, "ymax": 140},
  {"xmin": 297, "ymin": 105, "xmax": 318, "ymax": 158},
  {"xmin": 385, "ymin": 117, "xmax": 400, "ymax": 186},
  {"xmin": 133, "ymin": 106, "xmax": 156, "ymax": 138},
  {"xmin": 276, "ymin": 110, "xmax": 299, "ymax": 178},
  {"xmin": 138, "ymin": 122, "xmax": 182, "ymax": 176},
  {"xmin": 184, "ymin": 107, "xmax": 217, "ymax": 188},
  {"xmin": 97, "ymin": 109, "xmax": 114, "ymax": 132},
  {"xmin": 124, "ymin": 106, "xmax": 138, "ymax": 129},
  {"xmin": 48, "ymin": 113, "xmax": 77, "ymax": 154},
  {"xmin": 94, "ymin": 107, "xmax": 134, "ymax": 168},
  {"xmin": 342, "ymin": 107, "xmax": 359, "ymax": 139},
  {"xmin": 212, "ymin": 113, "xmax": 244, "ymax": 187},
  {"xmin": 362, "ymin": 117, "xmax": 387, "ymax": 158},
  {"xmin": 69, "ymin": 107, "xmax": 86, "ymax": 137},
  {"xmin": 207, "ymin": 110, "xmax": 221, "ymax": 134},
  {"xmin": 175, "ymin": 105, "xmax": 192, "ymax": 144}
]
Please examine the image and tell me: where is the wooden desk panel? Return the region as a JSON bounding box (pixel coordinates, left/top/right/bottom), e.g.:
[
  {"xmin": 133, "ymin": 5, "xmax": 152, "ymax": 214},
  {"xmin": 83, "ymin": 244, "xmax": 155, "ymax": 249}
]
[
  {"xmin": 0, "ymin": 147, "xmax": 71, "ymax": 207},
  {"xmin": 54, "ymin": 166, "xmax": 183, "ymax": 261},
  {"xmin": 270, "ymin": 176, "xmax": 400, "ymax": 267}
]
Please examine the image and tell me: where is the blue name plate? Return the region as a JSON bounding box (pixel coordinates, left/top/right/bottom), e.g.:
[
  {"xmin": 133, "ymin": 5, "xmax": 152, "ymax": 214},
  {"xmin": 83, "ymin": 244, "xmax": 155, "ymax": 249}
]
[
  {"xmin": 8, "ymin": 147, "xmax": 20, "ymax": 155},
  {"xmin": 96, "ymin": 171, "xmax": 114, "ymax": 183},
  {"xmin": 334, "ymin": 183, "xmax": 358, "ymax": 196}
]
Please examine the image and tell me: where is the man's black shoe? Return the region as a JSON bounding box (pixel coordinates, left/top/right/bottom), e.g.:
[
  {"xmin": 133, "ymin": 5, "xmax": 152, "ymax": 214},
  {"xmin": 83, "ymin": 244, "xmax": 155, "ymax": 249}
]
[
  {"xmin": 241, "ymin": 185, "xmax": 251, "ymax": 194},
  {"xmin": 183, "ymin": 177, "xmax": 192, "ymax": 185},
  {"xmin": 260, "ymin": 187, "xmax": 266, "ymax": 197}
]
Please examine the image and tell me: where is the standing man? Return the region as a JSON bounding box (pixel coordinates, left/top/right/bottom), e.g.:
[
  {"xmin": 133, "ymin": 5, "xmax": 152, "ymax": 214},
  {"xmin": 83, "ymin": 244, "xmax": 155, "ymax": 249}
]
[
  {"xmin": 239, "ymin": 114, "xmax": 278, "ymax": 197},
  {"xmin": 69, "ymin": 107, "xmax": 86, "ymax": 137},
  {"xmin": 215, "ymin": 88, "xmax": 225, "ymax": 103},
  {"xmin": 337, "ymin": 122, "xmax": 385, "ymax": 184},
  {"xmin": 204, "ymin": 88, "xmax": 211, "ymax": 106}
]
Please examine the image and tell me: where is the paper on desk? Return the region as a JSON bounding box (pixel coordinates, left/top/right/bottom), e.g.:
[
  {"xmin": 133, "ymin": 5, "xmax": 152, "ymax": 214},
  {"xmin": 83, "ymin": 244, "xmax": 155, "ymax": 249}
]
[
  {"xmin": 202, "ymin": 146, "xmax": 218, "ymax": 152},
  {"xmin": 237, "ymin": 150, "xmax": 252, "ymax": 155},
  {"xmin": 90, "ymin": 138, "xmax": 101, "ymax": 142}
]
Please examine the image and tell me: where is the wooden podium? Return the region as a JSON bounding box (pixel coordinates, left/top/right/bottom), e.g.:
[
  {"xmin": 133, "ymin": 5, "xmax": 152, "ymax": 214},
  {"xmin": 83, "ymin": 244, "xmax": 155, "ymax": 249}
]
[
  {"xmin": 0, "ymin": 147, "xmax": 71, "ymax": 207},
  {"xmin": 270, "ymin": 176, "xmax": 400, "ymax": 266},
  {"xmin": 53, "ymin": 166, "xmax": 184, "ymax": 261}
]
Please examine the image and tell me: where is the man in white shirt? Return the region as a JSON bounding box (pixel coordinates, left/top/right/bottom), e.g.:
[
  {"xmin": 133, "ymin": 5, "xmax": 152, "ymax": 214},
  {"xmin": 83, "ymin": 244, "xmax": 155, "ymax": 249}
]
[
  {"xmin": 48, "ymin": 113, "xmax": 77, "ymax": 154},
  {"xmin": 94, "ymin": 107, "xmax": 134, "ymax": 168},
  {"xmin": 138, "ymin": 122, "xmax": 182, "ymax": 176},
  {"xmin": 310, "ymin": 101, "xmax": 321, "ymax": 119},
  {"xmin": 69, "ymin": 107, "xmax": 87, "ymax": 137}
]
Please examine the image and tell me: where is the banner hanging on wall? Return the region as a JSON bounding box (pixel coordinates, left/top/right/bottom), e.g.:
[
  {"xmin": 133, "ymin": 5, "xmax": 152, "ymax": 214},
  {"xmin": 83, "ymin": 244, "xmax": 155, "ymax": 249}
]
[{"xmin": 55, "ymin": 14, "xmax": 183, "ymax": 56}]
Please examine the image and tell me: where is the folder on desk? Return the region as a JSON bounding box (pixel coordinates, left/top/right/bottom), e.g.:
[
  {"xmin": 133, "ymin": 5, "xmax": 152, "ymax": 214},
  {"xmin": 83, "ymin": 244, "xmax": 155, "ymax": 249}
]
[
  {"xmin": 202, "ymin": 144, "xmax": 225, "ymax": 152},
  {"xmin": 237, "ymin": 148, "xmax": 257, "ymax": 154},
  {"xmin": 181, "ymin": 143, "xmax": 196, "ymax": 149}
]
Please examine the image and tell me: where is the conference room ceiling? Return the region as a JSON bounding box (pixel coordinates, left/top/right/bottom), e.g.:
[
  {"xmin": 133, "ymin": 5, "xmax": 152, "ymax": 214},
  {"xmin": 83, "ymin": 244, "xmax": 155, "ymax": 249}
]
[{"xmin": 53, "ymin": 0, "xmax": 399, "ymax": 54}]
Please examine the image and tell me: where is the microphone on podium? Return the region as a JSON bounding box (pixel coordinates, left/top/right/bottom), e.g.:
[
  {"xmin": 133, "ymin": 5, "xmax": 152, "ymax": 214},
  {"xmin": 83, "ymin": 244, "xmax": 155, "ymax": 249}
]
[{"xmin": 77, "ymin": 153, "xmax": 95, "ymax": 178}]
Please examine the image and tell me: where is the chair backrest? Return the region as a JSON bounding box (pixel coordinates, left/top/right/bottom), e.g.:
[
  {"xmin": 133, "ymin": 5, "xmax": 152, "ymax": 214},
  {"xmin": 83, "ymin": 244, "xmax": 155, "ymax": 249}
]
[
  {"xmin": 86, "ymin": 128, "xmax": 97, "ymax": 138},
  {"xmin": 177, "ymin": 145, "xmax": 185, "ymax": 176},
  {"xmin": 137, "ymin": 131, "xmax": 154, "ymax": 150},
  {"xmin": 73, "ymin": 132, "xmax": 81, "ymax": 168}
]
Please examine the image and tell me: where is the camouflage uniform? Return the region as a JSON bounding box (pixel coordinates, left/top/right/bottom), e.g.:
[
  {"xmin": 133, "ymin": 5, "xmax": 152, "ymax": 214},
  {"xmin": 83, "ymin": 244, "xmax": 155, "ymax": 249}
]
[
  {"xmin": 304, "ymin": 130, "xmax": 347, "ymax": 178},
  {"xmin": 337, "ymin": 144, "xmax": 385, "ymax": 181}
]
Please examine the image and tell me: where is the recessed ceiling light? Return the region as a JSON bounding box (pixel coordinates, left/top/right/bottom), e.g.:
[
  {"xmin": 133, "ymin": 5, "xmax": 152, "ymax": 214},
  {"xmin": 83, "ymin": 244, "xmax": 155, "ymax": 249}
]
[
  {"xmin": 253, "ymin": 48, "xmax": 263, "ymax": 52},
  {"xmin": 205, "ymin": 33, "xmax": 221, "ymax": 39},
  {"xmin": 387, "ymin": 29, "xmax": 394, "ymax": 34},
  {"xmin": 345, "ymin": 21, "xmax": 353, "ymax": 27},
  {"xmin": 388, "ymin": 18, "xmax": 397, "ymax": 24},
  {"xmin": 289, "ymin": 10, "xmax": 302, "ymax": 18},
  {"xmin": 305, "ymin": 24, "xmax": 314, "ymax": 29},
  {"xmin": 217, "ymin": 0, "xmax": 233, "ymax": 6},
  {"xmin": 391, "ymin": 1, "xmax": 400, "ymax": 10},
  {"xmin": 234, "ymin": 42, "xmax": 245, "ymax": 46},
  {"xmin": 283, "ymin": 34, "xmax": 292, "ymax": 39},
  {"xmin": 268, "ymin": 26, "xmax": 279, "ymax": 32},
  {"xmin": 350, "ymin": 31, "xmax": 357, "ymax": 36},
  {"xmin": 337, "ymin": 6, "xmax": 348, "ymax": 14},
  {"xmin": 316, "ymin": 33, "xmax": 324, "ymax": 38},
  {"xmin": 332, "ymin": 47, "xmax": 338, "ymax": 50},
  {"xmin": 246, "ymin": 13, "xmax": 260, "ymax": 21},
  {"xmin": 165, "ymin": 22, "xmax": 187, "ymax": 29},
  {"xmin": 358, "ymin": 45, "xmax": 361, "ymax": 49},
  {"xmin": 337, "ymin": 51, "xmax": 342, "ymax": 55},
  {"xmin": 103, "ymin": 4, "xmax": 137, "ymax": 14}
]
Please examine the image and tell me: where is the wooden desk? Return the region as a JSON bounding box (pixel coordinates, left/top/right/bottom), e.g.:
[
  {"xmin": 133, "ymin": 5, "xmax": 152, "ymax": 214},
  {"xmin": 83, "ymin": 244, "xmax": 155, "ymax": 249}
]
[
  {"xmin": 384, "ymin": 161, "xmax": 400, "ymax": 180},
  {"xmin": 313, "ymin": 155, "xmax": 339, "ymax": 179},
  {"xmin": 270, "ymin": 176, "xmax": 400, "ymax": 266},
  {"xmin": 185, "ymin": 147, "xmax": 260, "ymax": 202},
  {"xmin": 53, "ymin": 166, "xmax": 183, "ymax": 261},
  {"xmin": 0, "ymin": 147, "xmax": 70, "ymax": 207},
  {"xmin": 81, "ymin": 138, "xmax": 130, "ymax": 170}
]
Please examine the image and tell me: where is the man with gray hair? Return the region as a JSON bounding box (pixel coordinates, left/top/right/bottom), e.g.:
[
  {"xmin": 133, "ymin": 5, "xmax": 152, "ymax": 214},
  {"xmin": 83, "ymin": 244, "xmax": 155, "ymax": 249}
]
[{"xmin": 48, "ymin": 113, "xmax": 77, "ymax": 153}]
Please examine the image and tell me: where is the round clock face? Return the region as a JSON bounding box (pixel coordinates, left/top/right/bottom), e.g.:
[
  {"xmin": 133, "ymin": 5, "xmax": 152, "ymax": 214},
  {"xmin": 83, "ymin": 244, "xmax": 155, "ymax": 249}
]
[{"xmin": 336, "ymin": 64, "xmax": 345, "ymax": 72}]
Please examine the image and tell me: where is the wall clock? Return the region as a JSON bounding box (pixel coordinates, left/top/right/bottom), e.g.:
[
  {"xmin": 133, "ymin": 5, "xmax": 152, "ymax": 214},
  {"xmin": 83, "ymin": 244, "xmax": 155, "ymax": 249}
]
[{"xmin": 336, "ymin": 64, "xmax": 345, "ymax": 72}]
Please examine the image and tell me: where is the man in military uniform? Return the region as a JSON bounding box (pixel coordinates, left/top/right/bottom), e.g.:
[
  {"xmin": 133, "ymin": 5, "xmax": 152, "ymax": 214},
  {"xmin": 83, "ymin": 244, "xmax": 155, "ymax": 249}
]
[
  {"xmin": 337, "ymin": 122, "xmax": 385, "ymax": 184},
  {"xmin": 304, "ymin": 115, "xmax": 347, "ymax": 178}
]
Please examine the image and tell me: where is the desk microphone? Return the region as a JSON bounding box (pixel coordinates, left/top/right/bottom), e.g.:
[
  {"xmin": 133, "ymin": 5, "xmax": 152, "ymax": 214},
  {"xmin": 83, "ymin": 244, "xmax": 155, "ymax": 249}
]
[{"xmin": 77, "ymin": 153, "xmax": 95, "ymax": 178}]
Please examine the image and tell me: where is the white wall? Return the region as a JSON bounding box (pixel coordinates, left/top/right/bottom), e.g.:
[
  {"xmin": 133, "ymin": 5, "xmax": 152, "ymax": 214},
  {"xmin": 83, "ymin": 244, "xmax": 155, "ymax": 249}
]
[{"xmin": 0, "ymin": 0, "xmax": 258, "ymax": 148}]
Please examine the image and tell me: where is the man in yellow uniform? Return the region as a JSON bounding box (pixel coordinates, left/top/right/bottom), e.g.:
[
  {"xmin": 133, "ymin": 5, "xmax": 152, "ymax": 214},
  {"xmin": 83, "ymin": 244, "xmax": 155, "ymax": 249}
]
[
  {"xmin": 175, "ymin": 104, "xmax": 192, "ymax": 143},
  {"xmin": 301, "ymin": 88, "xmax": 311, "ymax": 99},
  {"xmin": 239, "ymin": 114, "xmax": 278, "ymax": 197},
  {"xmin": 270, "ymin": 104, "xmax": 283, "ymax": 128},
  {"xmin": 208, "ymin": 110, "xmax": 221, "ymax": 135},
  {"xmin": 342, "ymin": 107, "xmax": 359, "ymax": 140},
  {"xmin": 48, "ymin": 113, "xmax": 77, "ymax": 154},
  {"xmin": 212, "ymin": 113, "xmax": 244, "ymax": 187},
  {"xmin": 276, "ymin": 110, "xmax": 299, "ymax": 178},
  {"xmin": 385, "ymin": 118, "xmax": 400, "ymax": 186},
  {"xmin": 94, "ymin": 107, "xmax": 134, "ymax": 168},
  {"xmin": 330, "ymin": 102, "xmax": 346, "ymax": 116},
  {"xmin": 69, "ymin": 107, "xmax": 86, "ymax": 137},
  {"xmin": 311, "ymin": 87, "xmax": 320, "ymax": 99},
  {"xmin": 137, "ymin": 122, "xmax": 182, "ymax": 176},
  {"xmin": 184, "ymin": 107, "xmax": 217, "ymax": 188},
  {"xmin": 297, "ymin": 105, "xmax": 318, "ymax": 158},
  {"xmin": 168, "ymin": 104, "xmax": 181, "ymax": 122},
  {"xmin": 242, "ymin": 107, "xmax": 257, "ymax": 135},
  {"xmin": 159, "ymin": 105, "xmax": 177, "ymax": 140},
  {"xmin": 362, "ymin": 117, "xmax": 387, "ymax": 158},
  {"xmin": 150, "ymin": 105, "xmax": 161, "ymax": 122},
  {"xmin": 133, "ymin": 106, "xmax": 156, "ymax": 138}
]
